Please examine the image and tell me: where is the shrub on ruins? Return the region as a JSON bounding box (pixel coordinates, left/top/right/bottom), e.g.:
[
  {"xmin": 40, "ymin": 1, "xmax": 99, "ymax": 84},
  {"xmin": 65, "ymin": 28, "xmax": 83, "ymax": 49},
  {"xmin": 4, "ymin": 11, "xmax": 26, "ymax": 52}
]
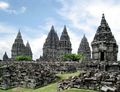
[
  {"xmin": 63, "ymin": 53, "xmax": 83, "ymax": 61},
  {"xmin": 15, "ymin": 56, "xmax": 32, "ymax": 61}
]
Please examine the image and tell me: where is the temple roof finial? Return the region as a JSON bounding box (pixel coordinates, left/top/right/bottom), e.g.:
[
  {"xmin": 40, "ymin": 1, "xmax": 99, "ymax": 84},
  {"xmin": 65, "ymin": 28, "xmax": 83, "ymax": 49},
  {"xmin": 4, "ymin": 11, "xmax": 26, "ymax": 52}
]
[
  {"xmin": 16, "ymin": 30, "xmax": 22, "ymax": 39},
  {"xmin": 64, "ymin": 25, "xmax": 66, "ymax": 28},
  {"xmin": 60, "ymin": 25, "xmax": 70, "ymax": 41},
  {"xmin": 63, "ymin": 25, "xmax": 67, "ymax": 33},
  {"xmin": 102, "ymin": 13, "xmax": 105, "ymax": 19},
  {"xmin": 51, "ymin": 25, "xmax": 54, "ymax": 30},
  {"xmin": 19, "ymin": 28, "xmax": 20, "ymax": 32},
  {"xmin": 82, "ymin": 35, "xmax": 87, "ymax": 42},
  {"xmin": 83, "ymin": 34, "xmax": 86, "ymax": 38},
  {"xmin": 101, "ymin": 13, "xmax": 107, "ymax": 25}
]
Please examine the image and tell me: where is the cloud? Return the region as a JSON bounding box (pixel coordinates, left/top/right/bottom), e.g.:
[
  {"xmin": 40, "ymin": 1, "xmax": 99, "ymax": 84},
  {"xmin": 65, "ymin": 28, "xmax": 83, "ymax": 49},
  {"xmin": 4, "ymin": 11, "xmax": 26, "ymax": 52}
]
[
  {"xmin": 29, "ymin": 35, "xmax": 47, "ymax": 60},
  {"xmin": 21, "ymin": 6, "xmax": 26, "ymax": 13},
  {"xmin": 57, "ymin": 0, "xmax": 120, "ymax": 60},
  {"xmin": 0, "ymin": 1, "xmax": 26, "ymax": 14},
  {"xmin": 0, "ymin": 1, "xmax": 9, "ymax": 9},
  {"xmin": 4, "ymin": 6, "xmax": 27, "ymax": 15}
]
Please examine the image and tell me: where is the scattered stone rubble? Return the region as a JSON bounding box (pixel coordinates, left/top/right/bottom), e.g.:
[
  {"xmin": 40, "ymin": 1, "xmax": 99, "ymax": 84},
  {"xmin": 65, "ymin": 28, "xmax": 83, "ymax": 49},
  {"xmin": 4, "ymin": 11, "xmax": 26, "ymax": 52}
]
[{"xmin": 58, "ymin": 69, "xmax": 120, "ymax": 92}]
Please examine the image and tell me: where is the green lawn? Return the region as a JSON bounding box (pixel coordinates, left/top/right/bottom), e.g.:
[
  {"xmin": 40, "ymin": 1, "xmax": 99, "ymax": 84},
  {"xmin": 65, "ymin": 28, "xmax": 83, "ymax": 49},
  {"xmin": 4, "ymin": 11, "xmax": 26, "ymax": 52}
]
[{"xmin": 0, "ymin": 71, "xmax": 97, "ymax": 92}]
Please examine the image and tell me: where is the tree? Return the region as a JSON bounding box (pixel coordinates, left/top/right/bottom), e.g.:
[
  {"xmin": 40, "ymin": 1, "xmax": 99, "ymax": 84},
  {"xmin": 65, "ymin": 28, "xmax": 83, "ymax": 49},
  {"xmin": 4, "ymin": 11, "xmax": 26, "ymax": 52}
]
[{"xmin": 15, "ymin": 56, "xmax": 32, "ymax": 61}]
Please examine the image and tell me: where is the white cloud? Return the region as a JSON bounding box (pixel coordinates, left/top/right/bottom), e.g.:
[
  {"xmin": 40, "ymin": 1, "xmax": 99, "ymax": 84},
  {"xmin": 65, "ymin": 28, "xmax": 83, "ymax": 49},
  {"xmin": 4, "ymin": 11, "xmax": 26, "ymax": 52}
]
[
  {"xmin": 0, "ymin": 1, "xmax": 9, "ymax": 9},
  {"xmin": 68, "ymin": 30, "xmax": 81, "ymax": 54},
  {"xmin": 4, "ymin": 6, "xmax": 27, "ymax": 14},
  {"xmin": 0, "ymin": 1, "xmax": 26, "ymax": 14},
  {"xmin": 30, "ymin": 35, "xmax": 47, "ymax": 60},
  {"xmin": 57, "ymin": 0, "xmax": 120, "ymax": 60}
]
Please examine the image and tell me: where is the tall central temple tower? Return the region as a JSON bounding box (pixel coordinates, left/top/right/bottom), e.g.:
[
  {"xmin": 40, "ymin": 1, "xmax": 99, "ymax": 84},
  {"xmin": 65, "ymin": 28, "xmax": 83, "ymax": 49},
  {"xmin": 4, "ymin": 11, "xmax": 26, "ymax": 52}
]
[
  {"xmin": 43, "ymin": 26, "xmax": 59, "ymax": 61},
  {"xmin": 58, "ymin": 26, "xmax": 72, "ymax": 59},
  {"xmin": 91, "ymin": 14, "xmax": 118, "ymax": 63}
]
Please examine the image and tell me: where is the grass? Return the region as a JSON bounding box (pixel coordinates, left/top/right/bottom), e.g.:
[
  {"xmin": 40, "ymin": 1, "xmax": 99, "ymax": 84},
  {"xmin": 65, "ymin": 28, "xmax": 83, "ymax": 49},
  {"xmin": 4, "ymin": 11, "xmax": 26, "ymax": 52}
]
[
  {"xmin": 57, "ymin": 71, "xmax": 80, "ymax": 79},
  {"xmin": 0, "ymin": 71, "xmax": 97, "ymax": 92},
  {"xmin": 62, "ymin": 88, "xmax": 97, "ymax": 92}
]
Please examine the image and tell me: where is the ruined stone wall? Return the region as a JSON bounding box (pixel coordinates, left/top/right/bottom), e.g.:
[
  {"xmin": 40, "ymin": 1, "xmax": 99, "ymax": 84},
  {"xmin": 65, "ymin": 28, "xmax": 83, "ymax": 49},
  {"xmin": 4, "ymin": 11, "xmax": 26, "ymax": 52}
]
[
  {"xmin": 0, "ymin": 61, "xmax": 57, "ymax": 89},
  {"xmin": 0, "ymin": 61, "xmax": 81, "ymax": 89}
]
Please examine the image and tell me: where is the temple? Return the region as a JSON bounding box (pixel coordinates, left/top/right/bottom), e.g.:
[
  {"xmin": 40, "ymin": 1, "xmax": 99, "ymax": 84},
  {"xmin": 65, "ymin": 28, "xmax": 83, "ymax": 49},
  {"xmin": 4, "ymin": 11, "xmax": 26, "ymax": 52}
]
[
  {"xmin": 3, "ymin": 52, "xmax": 9, "ymax": 61},
  {"xmin": 11, "ymin": 31, "xmax": 32, "ymax": 60},
  {"xmin": 9, "ymin": 14, "xmax": 118, "ymax": 62},
  {"xmin": 58, "ymin": 26, "xmax": 72, "ymax": 60},
  {"xmin": 43, "ymin": 26, "xmax": 59, "ymax": 61},
  {"xmin": 91, "ymin": 14, "xmax": 118, "ymax": 63},
  {"xmin": 25, "ymin": 41, "xmax": 32, "ymax": 58},
  {"xmin": 78, "ymin": 35, "xmax": 91, "ymax": 61}
]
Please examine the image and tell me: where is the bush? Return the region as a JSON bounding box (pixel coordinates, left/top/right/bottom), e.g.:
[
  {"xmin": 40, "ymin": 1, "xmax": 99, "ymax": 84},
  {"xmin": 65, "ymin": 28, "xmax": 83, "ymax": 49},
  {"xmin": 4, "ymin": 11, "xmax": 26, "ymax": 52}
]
[
  {"xmin": 63, "ymin": 53, "xmax": 83, "ymax": 61},
  {"xmin": 15, "ymin": 56, "xmax": 32, "ymax": 61}
]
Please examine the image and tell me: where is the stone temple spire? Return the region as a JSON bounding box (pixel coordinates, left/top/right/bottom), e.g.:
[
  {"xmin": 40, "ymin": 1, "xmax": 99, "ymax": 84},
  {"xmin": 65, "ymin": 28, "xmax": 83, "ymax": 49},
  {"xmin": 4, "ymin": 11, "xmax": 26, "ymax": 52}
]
[
  {"xmin": 44, "ymin": 25, "xmax": 59, "ymax": 48},
  {"xmin": 17, "ymin": 30, "xmax": 22, "ymax": 38},
  {"xmin": 91, "ymin": 14, "xmax": 118, "ymax": 62},
  {"xmin": 101, "ymin": 14, "xmax": 107, "ymax": 24},
  {"xmin": 43, "ymin": 25, "xmax": 59, "ymax": 61},
  {"xmin": 93, "ymin": 14, "xmax": 116, "ymax": 42},
  {"xmin": 58, "ymin": 25, "xmax": 72, "ymax": 59},
  {"xmin": 15, "ymin": 30, "xmax": 23, "ymax": 43},
  {"xmin": 60, "ymin": 25, "xmax": 70, "ymax": 41},
  {"xmin": 78, "ymin": 35, "xmax": 91, "ymax": 61},
  {"xmin": 25, "ymin": 41, "xmax": 32, "ymax": 59},
  {"xmin": 11, "ymin": 30, "xmax": 26, "ymax": 59},
  {"xmin": 3, "ymin": 52, "xmax": 9, "ymax": 61}
]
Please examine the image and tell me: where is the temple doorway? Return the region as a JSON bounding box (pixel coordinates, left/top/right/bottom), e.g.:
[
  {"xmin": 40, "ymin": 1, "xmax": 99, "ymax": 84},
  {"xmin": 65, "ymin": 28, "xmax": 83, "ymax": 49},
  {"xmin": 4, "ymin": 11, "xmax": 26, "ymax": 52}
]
[{"xmin": 100, "ymin": 52, "xmax": 104, "ymax": 61}]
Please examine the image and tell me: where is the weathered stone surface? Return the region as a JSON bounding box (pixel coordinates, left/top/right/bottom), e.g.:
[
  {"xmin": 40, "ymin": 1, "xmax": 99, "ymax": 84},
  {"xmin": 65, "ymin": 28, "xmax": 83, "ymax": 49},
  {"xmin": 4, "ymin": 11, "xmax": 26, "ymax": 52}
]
[
  {"xmin": 3, "ymin": 52, "xmax": 9, "ymax": 61},
  {"xmin": 11, "ymin": 31, "xmax": 33, "ymax": 59},
  {"xmin": 91, "ymin": 14, "xmax": 118, "ymax": 63},
  {"xmin": 0, "ymin": 61, "xmax": 57, "ymax": 89},
  {"xmin": 58, "ymin": 70, "xmax": 120, "ymax": 92},
  {"xmin": 58, "ymin": 26, "xmax": 72, "ymax": 60},
  {"xmin": 43, "ymin": 26, "xmax": 59, "ymax": 61},
  {"xmin": 11, "ymin": 31, "xmax": 26, "ymax": 59},
  {"xmin": 35, "ymin": 61, "xmax": 77, "ymax": 73},
  {"xmin": 25, "ymin": 41, "xmax": 32, "ymax": 58},
  {"xmin": 78, "ymin": 35, "xmax": 91, "ymax": 61}
]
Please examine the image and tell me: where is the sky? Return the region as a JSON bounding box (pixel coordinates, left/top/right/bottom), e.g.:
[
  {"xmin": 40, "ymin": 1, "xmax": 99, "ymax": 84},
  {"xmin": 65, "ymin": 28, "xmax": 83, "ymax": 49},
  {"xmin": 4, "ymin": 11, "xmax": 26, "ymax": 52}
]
[{"xmin": 0, "ymin": 0, "xmax": 120, "ymax": 60}]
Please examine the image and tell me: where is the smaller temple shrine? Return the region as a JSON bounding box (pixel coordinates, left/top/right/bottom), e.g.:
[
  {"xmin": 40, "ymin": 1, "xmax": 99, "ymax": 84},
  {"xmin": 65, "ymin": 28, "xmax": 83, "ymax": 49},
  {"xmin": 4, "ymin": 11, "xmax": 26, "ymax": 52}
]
[
  {"xmin": 78, "ymin": 35, "xmax": 91, "ymax": 61},
  {"xmin": 91, "ymin": 14, "xmax": 118, "ymax": 63},
  {"xmin": 11, "ymin": 31, "xmax": 32, "ymax": 60}
]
